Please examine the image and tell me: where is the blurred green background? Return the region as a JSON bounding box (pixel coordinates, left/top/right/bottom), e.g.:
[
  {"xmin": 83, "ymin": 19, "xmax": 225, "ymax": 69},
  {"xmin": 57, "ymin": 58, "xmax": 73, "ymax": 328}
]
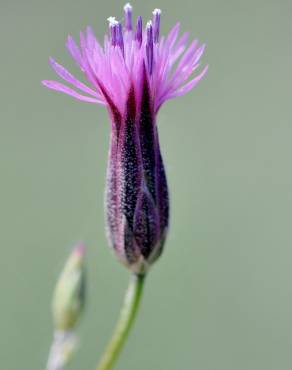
[{"xmin": 1, "ymin": 0, "xmax": 292, "ymax": 369}]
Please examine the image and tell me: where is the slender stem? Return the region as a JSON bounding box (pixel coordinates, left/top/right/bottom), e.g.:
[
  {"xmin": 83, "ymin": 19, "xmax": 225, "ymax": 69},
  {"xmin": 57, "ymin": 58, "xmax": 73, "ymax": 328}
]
[
  {"xmin": 46, "ymin": 331, "xmax": 77, "ymax": 370},
  {"xmin": 96, "ymin": 273, "xmax": 146, "ymax": 370}
]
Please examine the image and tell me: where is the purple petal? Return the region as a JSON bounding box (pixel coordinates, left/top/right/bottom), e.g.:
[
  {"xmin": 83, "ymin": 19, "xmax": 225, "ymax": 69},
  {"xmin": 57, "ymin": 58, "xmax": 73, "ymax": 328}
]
[
  {"xmin": 170, "ymin": 64, "xmax": 209, "ymax": 97},
  {"xmin": 170, "ymin": 32, "xmax": 189, "ymax": 63},
  {"xmin": 66, "ymin": 35, "xmax": 83, "ymax": 68},
  {"xmin": 41, "ymin": 80, "xmax": 104, "ymax": 104},
  {"xmin": 161, "ymin": 41, "xmax": 204, "ymax": 95},
  {"xmin": 49, "ymin": 57, "xmax": 101, "ymax": 98},
  {"xmin": 191, "ymin": 44, "xmax": 206, "ymax": 67},
  {"xmin": 86, "ymin": 26, "xmax": 103, "ymax": 55},
  {"xmin": 175, "ymin": 39, "xmax": 199, "ymax": 72},
  {"xmin": 165, "ymin": 22, "xmax": 180, "ymax": 49}
]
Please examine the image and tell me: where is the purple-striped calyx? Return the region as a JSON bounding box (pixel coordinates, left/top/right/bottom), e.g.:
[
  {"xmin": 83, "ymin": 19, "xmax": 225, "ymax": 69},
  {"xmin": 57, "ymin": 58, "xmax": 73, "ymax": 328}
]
[
  {"xmin": 42, "ymin": 4, "xmax": 208, "ymax": 274},
  {"xmin": 105, "ymin": 71, "xmax": 169, "ymax": 274}
]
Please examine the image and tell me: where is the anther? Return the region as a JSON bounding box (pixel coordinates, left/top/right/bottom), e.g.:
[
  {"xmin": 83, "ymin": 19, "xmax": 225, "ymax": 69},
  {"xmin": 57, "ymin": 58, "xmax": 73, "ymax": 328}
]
[
  {"xmin": 108, "ymin": 17, "xmax": 119, "ymax": 46},
  {"xmin": 135, "ymin": 16, "xmax": 143, "ymax": 46},
  {"xmin": 152, "ymin": 9, "xmax": 161, "ymax": 43},
  {"xmin": 117, "ymin": 22, "xmax": 125, "ymax": 56},
  {"xmin": 146, "ymin": 21, "xmax": 154, "ymax": 74},
  {"xmin": 124, "ymin": 3, "xmax": 133, "ymax": 31}
]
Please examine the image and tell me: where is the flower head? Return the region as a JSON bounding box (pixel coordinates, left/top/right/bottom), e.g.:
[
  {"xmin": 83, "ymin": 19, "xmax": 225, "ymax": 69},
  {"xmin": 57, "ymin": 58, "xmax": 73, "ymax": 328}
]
[
  {"xmin": 42, "ymin": 5, "xmax": 207, "ymax": 274},
  {"xmin": 42, "ymin": 4, "xmax": 207, "ymax": 115}
]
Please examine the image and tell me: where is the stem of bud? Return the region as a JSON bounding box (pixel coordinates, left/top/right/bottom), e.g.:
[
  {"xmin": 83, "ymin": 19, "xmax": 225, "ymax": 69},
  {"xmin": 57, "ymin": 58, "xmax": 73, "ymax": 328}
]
[{"xmin": 96, "ymin": 273, "xmax": 145, "ymax": 370}]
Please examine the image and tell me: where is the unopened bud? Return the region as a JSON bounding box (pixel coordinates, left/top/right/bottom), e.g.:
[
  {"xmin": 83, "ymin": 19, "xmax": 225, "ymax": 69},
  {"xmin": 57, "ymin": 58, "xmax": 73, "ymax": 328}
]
[{"xmin": 52, "ymin": 243, "xmax": 86, "ymax": 331}]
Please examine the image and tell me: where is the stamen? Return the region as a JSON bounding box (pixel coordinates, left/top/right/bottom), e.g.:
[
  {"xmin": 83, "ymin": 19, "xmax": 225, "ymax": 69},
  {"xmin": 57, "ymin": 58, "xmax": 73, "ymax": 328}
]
[
  {"xmin": 108, "ymin": 17, "xmax": 119, "ymax": 46},
  {"xmin": 117, "ymin": 22, "xmax": 125, "ymax": 56},
  {"xmin": 124, "ymin": 3, "xmax": 133, "ymax": 31},
  {"xmin": 107, "ymin": 16, "xmax": 118, "ymax": 26},
  {"xmin": 108, "ymin": 17, "xmax": 124, "ymax": 54},
  {"xmin": 146, "ymin": 21, "xmax": 154, "ymax": 75},
  {"xmin": 135, "ymin": 16, "xmax": 143, "ymax": 46},
  {"xmin": 152, "ymin": 9, "xmax": 161, "ymax": 43}
]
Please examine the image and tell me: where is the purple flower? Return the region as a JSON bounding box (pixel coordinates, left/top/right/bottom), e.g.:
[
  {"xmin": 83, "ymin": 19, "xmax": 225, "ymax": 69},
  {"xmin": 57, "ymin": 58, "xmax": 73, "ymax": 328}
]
[{"xmin": 42, "ymin": 4, "xmax": 208, "ymax": 274}]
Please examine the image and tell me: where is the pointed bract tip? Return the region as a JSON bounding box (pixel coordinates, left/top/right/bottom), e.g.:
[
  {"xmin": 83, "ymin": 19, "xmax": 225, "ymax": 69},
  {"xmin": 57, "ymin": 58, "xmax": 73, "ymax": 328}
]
[{"xmin": 73, "ymin": 242, "xmax": 86, "ymax": 256}]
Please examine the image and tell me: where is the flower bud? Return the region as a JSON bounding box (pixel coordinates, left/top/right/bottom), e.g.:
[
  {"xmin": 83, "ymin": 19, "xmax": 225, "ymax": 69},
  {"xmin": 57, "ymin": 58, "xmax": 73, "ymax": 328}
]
[{"xmin": 52, "ymin": 243, "xmax": 86, "ymax": 331}]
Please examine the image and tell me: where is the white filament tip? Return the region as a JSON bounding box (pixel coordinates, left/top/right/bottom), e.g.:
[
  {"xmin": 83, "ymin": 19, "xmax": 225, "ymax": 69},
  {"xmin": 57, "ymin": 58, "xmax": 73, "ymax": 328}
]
[
  {"xmin": 107, "ymin": 16, "xmax": 118, "ymax": 26},
  {"xmin": 124, "ymin": 3, "xmax": 132, "ymax": 11},
  {"xmin": 146, "ymin": 20, "xmax": 153, "ymax": 28},
  {"xmin": 153, "ymin": 8, "xmax": 162, "ymax": 15}
]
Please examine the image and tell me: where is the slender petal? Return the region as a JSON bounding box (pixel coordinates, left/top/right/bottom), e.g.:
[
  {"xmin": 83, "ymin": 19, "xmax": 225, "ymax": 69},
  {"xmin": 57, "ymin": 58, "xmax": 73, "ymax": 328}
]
[
  {"xmin": 42, "ymin": 80, "xmax": 104, "ymax": 104},
  {"xmin": 66, "ymin": 35, "xmax": 84, "ymax": 68},
  {"xmin": 49, "ymin": 58, "xmax": 101, "ymax": 98}
]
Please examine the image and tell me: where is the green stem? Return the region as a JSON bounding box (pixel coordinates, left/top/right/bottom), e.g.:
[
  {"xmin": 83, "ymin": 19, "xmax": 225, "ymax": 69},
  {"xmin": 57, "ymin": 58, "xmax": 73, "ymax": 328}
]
[{"xmin": 96, "ymin": 273, "xmax": 146, "ymax": 370}]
